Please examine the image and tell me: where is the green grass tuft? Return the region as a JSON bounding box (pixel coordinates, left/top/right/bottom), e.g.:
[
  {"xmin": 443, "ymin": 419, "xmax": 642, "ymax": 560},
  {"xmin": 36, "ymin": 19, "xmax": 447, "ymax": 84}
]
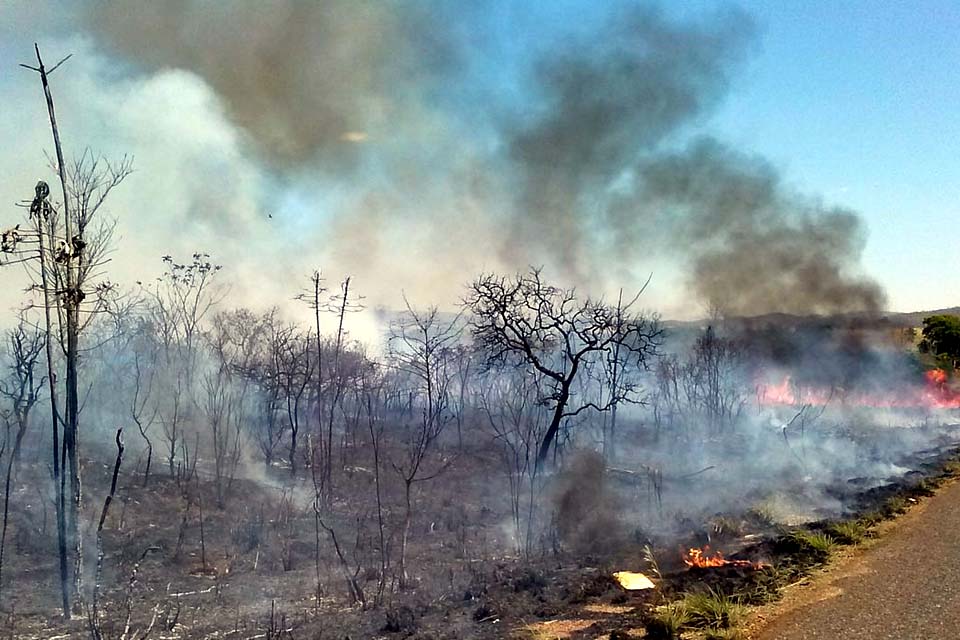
[
  {"xmin": 683, "ymin": 588, "xmax": 744, "ymax": 630},
  {"xmin": 883, "ymin": 496, "xmax": 910, "ymax": 517},
  {"xmin": 786, "ymin": 530, "xmax": 837, "ymax": 561},
  {"xmin": 825, "ymin": 520, "xmax": 868, "ymax": 545},
  {"xmin": 645, "ymin": 602, "xmax": 690, "ymax": 639}
]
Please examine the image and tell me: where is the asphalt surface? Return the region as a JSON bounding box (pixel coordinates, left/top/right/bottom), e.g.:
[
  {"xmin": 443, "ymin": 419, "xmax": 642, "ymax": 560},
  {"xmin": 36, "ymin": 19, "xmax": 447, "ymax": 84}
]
[{"xmin": 754, "ymin": 478, "xmax": 960, "ymax": 639}]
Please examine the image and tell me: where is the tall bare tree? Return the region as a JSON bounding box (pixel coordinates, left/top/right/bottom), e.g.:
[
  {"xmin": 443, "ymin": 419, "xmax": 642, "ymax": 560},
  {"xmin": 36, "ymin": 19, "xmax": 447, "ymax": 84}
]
[
  {"xmin": 5, "ymin": 45, "xmax": 133, "ymax": 617},
  {"xmin": 387, "ymin": 298, "xmax": 461, "ymax": 588}
]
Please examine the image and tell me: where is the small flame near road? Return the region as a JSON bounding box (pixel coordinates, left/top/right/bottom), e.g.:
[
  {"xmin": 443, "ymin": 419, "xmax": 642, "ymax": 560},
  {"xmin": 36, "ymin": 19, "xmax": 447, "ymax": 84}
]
[{"xmin": 683, "ymin": 546, "xmax": 764, "ymax": 569}]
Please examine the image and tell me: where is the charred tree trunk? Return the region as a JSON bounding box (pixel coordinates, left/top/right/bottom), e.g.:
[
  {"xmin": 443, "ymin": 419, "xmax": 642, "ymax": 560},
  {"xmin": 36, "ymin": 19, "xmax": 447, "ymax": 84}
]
[
  {"xmin": 25, "ymin": 45, "xmax": 73, "ymax": 619},
  {"xmin": 536, "ymin": 378, "xmax": 573, "ymax": 468}
]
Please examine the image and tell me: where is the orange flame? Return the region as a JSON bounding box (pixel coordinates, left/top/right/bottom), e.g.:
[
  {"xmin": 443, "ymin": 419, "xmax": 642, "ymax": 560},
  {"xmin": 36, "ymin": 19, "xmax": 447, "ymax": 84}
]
[
  {"xmin": 757, "ymin": 369, "xmax": 960, "ymax": 409},
  {"xmin": 683, "ymin": 546, "xmax": 759, "ymax": 569}
]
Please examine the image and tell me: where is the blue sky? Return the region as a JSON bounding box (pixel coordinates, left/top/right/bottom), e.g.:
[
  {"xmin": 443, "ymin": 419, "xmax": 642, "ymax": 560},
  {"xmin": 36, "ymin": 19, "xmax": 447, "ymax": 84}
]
[
  {"xmin": 0, "ymin": 1, "xmax": 957, "ymax": 317},
  {"xmin": 459, "ymin": 0, "xmax": 960, "ymax": 312},
  {"xmin": 709, "ymin": 1, "xmax": 960, "ymax": 311}
]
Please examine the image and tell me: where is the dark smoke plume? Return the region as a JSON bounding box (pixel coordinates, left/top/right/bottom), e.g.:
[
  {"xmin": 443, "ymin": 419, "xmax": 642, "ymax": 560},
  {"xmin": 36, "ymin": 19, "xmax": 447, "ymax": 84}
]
[
  {"xmin": 84, "ymin": 0, "xmax": 460, "ymax": 169},
  {"xmin": 503, "ymin": 5, "xmax": 756, "ymax": 280},
  {"xmin": 80, "ymin": 1, "xmax": 887, "ymax": 317},
  {"xmin": 624, "ymin": 138, "xmax": 888, "ymax": 315}
]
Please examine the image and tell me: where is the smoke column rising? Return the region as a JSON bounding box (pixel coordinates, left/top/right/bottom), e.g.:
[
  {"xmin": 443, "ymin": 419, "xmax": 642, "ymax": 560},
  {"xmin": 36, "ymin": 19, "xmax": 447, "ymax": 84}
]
[{"xmin": 8, "ymin": 1, "xmax": 886, "ymax": 316}]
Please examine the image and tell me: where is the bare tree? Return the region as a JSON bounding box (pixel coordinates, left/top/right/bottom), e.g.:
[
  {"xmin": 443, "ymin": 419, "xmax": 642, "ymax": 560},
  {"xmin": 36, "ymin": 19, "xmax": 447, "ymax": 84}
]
[
  {"xmin": 311, "ymin": 276, "xmax": 364, "ymax": 502},
  {"xmin": 387, "ymin": 298, "xmax": 461, "ymax": 588},
  {"xmin": 478, "ymin": 365, "xmax": 547, "ymax": 556},
  {"xmin": 277, "ymin": 328, "xmax": 312, "ymax": 476},
  {"xmin": 146, "ymin": 254, "xmax": 225, "ymax": 481},
  {"xmin": 465, "ymin": 268, "xmax": 662, "ymax": 468},
  {"xmin": 205, "ymin": 309, "xmax": 263, "ymax": 507},
  {"xmin": 6, "ymin": 46, "xmax": 134, "ymax": 617},
  {"xmin": 0, "ymin": 316, "xmax": 46, "ymax": 468},
  {"xmin": 129, "ymin": 327, "xmax": 159, "ymax": 487}
]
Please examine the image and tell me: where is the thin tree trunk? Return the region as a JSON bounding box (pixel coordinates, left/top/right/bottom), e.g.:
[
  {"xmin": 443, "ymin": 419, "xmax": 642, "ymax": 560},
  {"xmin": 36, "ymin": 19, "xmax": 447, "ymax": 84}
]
[
  {"xmin": 0, "ymin": 436, "xmax": 10, "ymax": 601},
  {"xmin": 399, "ymin": 480, "xmax": 413, "ymax": 590},
  {"xmin": 88, "ymin": 430, "xmax": 123, "ymax": 639},
  {"xmin": 28, "ymin": 46, "xmax": 72, "ymax": 619},
  {"xmin": 36, "ymin": 44, "xmax": 84, "ymax": 607}
]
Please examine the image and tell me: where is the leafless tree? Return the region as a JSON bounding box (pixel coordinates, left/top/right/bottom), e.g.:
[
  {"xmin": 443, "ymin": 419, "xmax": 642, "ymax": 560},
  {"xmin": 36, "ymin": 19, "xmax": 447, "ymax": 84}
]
[
  {"xmin": 465, "ymin": 268, "xmax": 662, "ymax": 468},
  {"xmin": 308, "ymin": 436, "xmax": 366, "ymax": 607},
  {"xmin": 478, "ymin": 366, "xmax": 547, "ymax": 556},
  {"xmin": 277, "ymin": 328, "xmax": 313, "ymax": 476},
  {"xmin": 146, "ymin": 254, "xmax": 225, "ymax": 481},
  {"xmin": 650, "ymin": 326, "xmax": 747, "ymax": 445},
  {"xmin": 312, "ymin": 276, "xmax": 364, "ymax": 503},
  {"xmin": 205, "ymin": 310, "xmax": 262, "ymax": 507},
  {"xmin": 387, "ymin": 298, "xmax": 461, "ymax": 588},
  {"xmin": 0, "ymin": 316, "xmax": 46, "ymax": 468},
  {"xmin": 129, "ymin": 327, "xmax": 159, "ymax": 487},
  {"xmin": 8, "ymin": 46, "xmax": 134, "ymax": 617}
]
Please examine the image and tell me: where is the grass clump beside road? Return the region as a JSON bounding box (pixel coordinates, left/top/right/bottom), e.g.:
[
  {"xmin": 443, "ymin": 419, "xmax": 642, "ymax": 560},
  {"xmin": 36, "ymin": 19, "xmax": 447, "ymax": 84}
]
[
  {"xmin": 825, "ymin": 520, "xmax": 869, "ymax": 545},
  {"xmin": 683, "ymin": 588, "xmax": 745, "ymax": 630},
  {"xmin": 783, "ymin": 530, "xmax": 838, "ymax": 562},
  {"xmin": 645, "ymin": 589, "xmax": 745, "ymax": 639},
  {"xmin": 645, "ymin": 602, "xmax": 690, "ymax": 639}
]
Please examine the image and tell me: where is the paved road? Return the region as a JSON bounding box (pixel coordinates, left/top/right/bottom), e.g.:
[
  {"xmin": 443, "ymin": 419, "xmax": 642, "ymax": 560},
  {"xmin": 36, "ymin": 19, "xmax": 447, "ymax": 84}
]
[{"xmin": 754, "ymin": 478, "xmax": 960, "ymax": 639}]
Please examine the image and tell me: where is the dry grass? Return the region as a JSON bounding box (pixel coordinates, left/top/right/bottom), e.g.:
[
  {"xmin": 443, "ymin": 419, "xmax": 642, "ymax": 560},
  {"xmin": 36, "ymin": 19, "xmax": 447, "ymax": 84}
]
[
  {"xmin": 583, "ymin": 603, "xmax": 636, "ymax": 615},
  {"xmin": 520, "ymin": 618, "xmax": 596, "ymax": 639}
]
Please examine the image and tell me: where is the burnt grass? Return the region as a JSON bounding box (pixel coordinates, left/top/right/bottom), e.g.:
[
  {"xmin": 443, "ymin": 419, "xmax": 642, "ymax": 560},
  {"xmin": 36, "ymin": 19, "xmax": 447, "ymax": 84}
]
[{"xmin": 1, "ymin": 440, "xmax": 959, "ymax": 639}]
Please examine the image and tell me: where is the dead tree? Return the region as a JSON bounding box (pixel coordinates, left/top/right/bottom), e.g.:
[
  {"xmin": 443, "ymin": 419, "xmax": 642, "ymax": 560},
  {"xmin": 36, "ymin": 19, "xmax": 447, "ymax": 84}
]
[
  {"xmin": 387, "ymin": 298, "xmax": 461, "ymax": 589},
  {"xmin": 146, "ymin": 254, "xmax": 224, "ymax": 480},
  {"xmin": 362, "ymin": 370, "xmax": 390, "ymax": 606},
  {"xmin": 478, "ymin": 366, "xmax": 547, "ymax": 556},
  {"xmin": 277, "ymin": 328, "xmax": 312, "ymax": 476},
  {"xmin": 205, "ymin": 309, "xmax": 266, "ymax": 506},
  {"xmin": 10, "ymin": 45, "xmax": 132, "ymax": 618},
  {"xmin": 0, "ymin": 420, "xmax": 10, "ymax": 602},
  {"xmin": 238, "ymin": 310, "xmax": 288, "ymax": 467},
  {"xmin": 0, "ymin": 316, "xmax": 46, "ymax": 468},
  {"xmin": 130, "ymin": 333, "xmax": 159, "ymax": 487},
  {"xmin": 87, "ymin": 429, "xmax": 124, "ymax": 639},
  {"xmin": 465, "ymin": 268, "xmax": 662, "ymax": 468},
  {"xmin": 160, "ymin": 374, "xmax": 185, "ymax": 482},
  {"xmin": 308, "ymin": 276, "xmax": 364, "ymax": 502},
  {"xmin": 308, "ymin": 436, "xmax": 366, "ymax": 607}
]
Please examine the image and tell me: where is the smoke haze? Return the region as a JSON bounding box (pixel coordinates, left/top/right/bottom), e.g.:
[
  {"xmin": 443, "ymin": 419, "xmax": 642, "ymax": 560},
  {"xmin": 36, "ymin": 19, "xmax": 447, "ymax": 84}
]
[{"xmin": 1, "ymin": 1, "xmax": 886, "ymax": 320}]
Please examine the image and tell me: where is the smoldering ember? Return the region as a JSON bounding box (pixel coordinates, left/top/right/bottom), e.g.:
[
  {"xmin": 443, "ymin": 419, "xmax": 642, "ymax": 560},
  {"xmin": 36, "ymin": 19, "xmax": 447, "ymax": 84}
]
[{"xmin": 0, "ymin": 3, "xmax": 958, "ymax": 640}]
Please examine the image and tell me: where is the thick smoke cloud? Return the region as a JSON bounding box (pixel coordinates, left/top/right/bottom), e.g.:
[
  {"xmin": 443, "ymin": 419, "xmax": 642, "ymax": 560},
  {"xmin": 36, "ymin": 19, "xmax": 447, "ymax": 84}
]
[
  {"xmin": 625, "ymin": 139, "xmax": 887, "ymax": 315},
  {"xmin": 84, "ymin": 0, "xmax": 459, "ymax": 169},
  {"xmin": 504, "ymin": 5, "xmax": 755, "ymax": 280},
  {"xmin": 54, "ymin": 2, "xmax": 887, "ymax": 318}
]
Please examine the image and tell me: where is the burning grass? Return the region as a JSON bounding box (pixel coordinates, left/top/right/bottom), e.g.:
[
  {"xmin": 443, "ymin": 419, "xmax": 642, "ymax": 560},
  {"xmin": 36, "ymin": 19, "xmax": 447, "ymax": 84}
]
[{"xmin": 630, "ymin": 445, "xmax": 960, "ymax": 640}]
